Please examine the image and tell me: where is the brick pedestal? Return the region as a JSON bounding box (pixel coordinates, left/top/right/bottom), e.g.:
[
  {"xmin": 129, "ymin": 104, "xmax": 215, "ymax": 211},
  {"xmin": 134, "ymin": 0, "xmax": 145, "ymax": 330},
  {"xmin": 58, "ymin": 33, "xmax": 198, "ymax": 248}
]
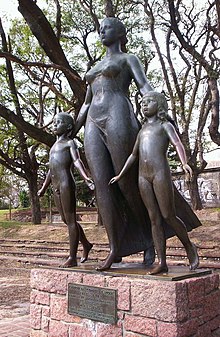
[{"xmin": 30, "ymin": 267, "xmax": 220, "ymax": 337}]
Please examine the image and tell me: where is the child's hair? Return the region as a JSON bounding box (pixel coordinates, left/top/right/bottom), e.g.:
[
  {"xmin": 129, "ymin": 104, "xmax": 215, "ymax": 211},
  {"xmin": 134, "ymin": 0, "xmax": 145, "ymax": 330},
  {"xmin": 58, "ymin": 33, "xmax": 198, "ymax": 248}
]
[
  {"xmin": 57, "ymin": 112, "xmax": 74, "ymax": 127},
  {"xmin": 142, "ymin": 91, "xmax": 168, "ymax": 121},
  {"xmin": 142, "ymin": 91, "xmax": 178, "ymax": 131},
  {"xmin": 54, "ymin": 112, "xmax": 75, "ymax": 137}
]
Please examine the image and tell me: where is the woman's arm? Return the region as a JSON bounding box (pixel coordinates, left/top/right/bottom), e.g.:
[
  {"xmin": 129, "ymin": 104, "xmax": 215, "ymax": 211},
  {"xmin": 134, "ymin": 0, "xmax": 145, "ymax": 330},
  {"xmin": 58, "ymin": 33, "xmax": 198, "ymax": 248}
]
[
  {"xmin": 70, "ymin": 140, "xmax": 94, "ymax": 190},
  {"xmin": 73, "ymin": 85, "xmax": 92, "ymax": 136},
  {"xmin": 127, "ymin": 54, "xmax": 153, "ymax": 95},
  {"xmin": 109, "ymin": 133, "xmax": 140, "ymax": 184}
]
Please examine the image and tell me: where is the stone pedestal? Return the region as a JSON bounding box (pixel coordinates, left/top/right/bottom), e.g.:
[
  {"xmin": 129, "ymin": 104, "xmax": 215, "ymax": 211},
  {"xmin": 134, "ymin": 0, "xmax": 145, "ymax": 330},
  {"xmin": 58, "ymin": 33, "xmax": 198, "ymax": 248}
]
[{"xmin": 30, "ymin": 265, "xmax": 220, "ymax": 337}]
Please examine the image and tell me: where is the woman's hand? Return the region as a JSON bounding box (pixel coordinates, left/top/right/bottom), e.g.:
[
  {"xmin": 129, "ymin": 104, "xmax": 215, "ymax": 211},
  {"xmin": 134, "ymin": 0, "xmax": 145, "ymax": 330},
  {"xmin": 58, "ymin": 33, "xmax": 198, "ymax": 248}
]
[
  {"xmin": 109, "ymin": 176, "xmax": 120, "ymax": 185},
  {"xmin": 86, "ymin": 178, "xmax": 95, "ymax": 190}
]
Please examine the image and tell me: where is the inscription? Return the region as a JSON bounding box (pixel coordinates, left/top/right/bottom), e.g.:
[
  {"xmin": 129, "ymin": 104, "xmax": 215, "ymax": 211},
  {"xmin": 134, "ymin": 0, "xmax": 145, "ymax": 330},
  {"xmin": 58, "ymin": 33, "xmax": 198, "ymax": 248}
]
[{"xmin": 68, "ymin": 283, "xmax": 117, "ymax": 324}]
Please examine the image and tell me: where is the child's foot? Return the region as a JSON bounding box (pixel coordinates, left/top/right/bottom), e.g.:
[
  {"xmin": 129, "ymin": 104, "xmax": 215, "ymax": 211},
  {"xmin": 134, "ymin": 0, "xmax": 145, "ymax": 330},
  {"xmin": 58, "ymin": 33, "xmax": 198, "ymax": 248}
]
[
  {"xmin": 148, "ymin": 264, "xmax": 168, "ymax": 275},
  {"xmin": 60, "ymin": 257, "xmax": 77, "ymax": 268},
  {"xmin": 188, "ymin": 243, "xmax": 199, "ymax": 270},
  {"xmin": 80, "ymin": 243, "xmax": 93, "ymax": 263}
]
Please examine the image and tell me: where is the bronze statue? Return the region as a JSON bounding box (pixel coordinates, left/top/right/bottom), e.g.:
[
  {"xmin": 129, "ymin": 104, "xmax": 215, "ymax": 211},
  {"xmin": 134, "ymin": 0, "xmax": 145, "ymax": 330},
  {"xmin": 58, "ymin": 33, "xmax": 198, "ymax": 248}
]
[
  {"xmin": 110, "ymin": 92, "xmax": 199, "ymax": 274},
  {"xmin": 74, "ymin": 17, "xmax": 201, "ymax": 271},
  {"xmin": 38, "ymin": 112, "xmax": 94, "ymax": 267}
]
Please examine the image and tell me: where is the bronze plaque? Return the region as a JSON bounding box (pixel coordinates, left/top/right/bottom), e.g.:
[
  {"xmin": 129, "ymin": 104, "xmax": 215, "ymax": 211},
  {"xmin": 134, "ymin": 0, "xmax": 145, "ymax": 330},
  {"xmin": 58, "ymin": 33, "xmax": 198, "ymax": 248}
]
[{"xmin": 68, "ymin": 283, "xmax": 117, "ymax": 324}]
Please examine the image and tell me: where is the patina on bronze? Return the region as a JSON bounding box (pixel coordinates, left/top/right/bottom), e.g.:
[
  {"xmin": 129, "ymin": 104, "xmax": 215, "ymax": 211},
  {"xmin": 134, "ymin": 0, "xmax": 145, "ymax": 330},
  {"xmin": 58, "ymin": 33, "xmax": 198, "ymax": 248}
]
[
  {"xmin": 38, "ymin": 113, "xmax": 94, "ymax": 268},
  {"xmin": 74, "ymin": 17, "xmax": 202, "ymax": 272},
  {"xmin": 68, "ymin": 283, "xmax": 117, "ymax": 324}
]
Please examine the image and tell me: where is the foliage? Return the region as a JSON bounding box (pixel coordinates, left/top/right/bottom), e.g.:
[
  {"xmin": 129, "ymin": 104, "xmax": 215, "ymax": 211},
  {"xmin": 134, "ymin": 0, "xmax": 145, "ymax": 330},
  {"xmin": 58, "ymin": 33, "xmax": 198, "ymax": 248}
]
[
  {"xmin": 19, "ymin": 190, "xmax": 30, "ymax": 208},
  {"xmin": 0, "ymin": 0, "xmax": 219, "ymax": 210}
]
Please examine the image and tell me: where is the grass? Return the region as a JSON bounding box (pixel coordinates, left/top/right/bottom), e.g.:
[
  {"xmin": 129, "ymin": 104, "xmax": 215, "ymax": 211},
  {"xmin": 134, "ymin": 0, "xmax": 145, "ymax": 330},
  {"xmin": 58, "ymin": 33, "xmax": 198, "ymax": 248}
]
[{"xmin": 0, "ymin": 209, "xmax": 31, "ymax": 227}]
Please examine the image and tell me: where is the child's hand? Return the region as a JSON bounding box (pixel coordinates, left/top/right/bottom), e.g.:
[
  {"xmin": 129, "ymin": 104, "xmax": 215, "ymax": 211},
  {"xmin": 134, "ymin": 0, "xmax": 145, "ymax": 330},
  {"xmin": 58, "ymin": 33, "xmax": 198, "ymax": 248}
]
[
  {"xmin": 183, "ymin": 164, "xmax": 193, "ymax": 182},
  {"xmin": 37, "ymin": 188, "xmax": 45, "ymax": 197},
  {"xmin": 109, "ymin": 176, "xmax": 120, "ymax": 185},
  {"xmin": 86, "ymin": 179, "xmax": 95, "ymax": 190}
]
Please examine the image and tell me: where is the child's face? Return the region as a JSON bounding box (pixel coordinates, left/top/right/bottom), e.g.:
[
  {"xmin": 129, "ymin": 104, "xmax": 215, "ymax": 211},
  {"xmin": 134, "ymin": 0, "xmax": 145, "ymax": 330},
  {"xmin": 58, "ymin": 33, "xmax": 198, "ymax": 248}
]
[
  {"xmin": 53, "ymin": 115, "xmax": 70, "ymax": 136},
  {"xmin": 142, "ymin": 96, "xmax": 158, "ymax": 117}
]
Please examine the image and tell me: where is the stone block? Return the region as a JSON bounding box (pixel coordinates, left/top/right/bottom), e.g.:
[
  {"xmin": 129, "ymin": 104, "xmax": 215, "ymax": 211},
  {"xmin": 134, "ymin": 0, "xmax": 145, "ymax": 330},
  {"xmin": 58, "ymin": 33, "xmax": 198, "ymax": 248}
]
[
  {"xmin": 67, "ymin": 272, "xmax": 83, "ymax": 284},
  {"xmin": 30, "ymin": 304, "xmax": 42, "ymax": 330},
  {"xmin": 186, "ymin": 277, "xmax": 205, "ymax": 309},
  {"xmin": 157, "ymin": 322, "xmax": 178, "ymax": 337},
  {"xmin": 69, "ymin": 324, "xmax": 94, "ymax": 337},
  {"xmin": 50, "ymin": 295, "xmax": 81, "ymax": 323},
  {"xmin": 31, "ymin": 269, "xmax": 68, "ymax": 294},
  {"xmin": 96, "ymin": 322, "xmax": 122, "ymax": 337},
  {"xmin": 124, "ymin": 314, "xmax": 156, "ymax": 336},
  {"xmin": 48, "ymin": 319, "xmax": 68, "ymax": 337},
  {"xmin": 41, "ymin": 315, "xmax": 50, "ymax": 333},
  {"xmin": 31, "ymin": 290, "xmax": 50, "ymax": 306},
  {"xmin": 107, "ymin": 277, "xmax": 131, "ymax": 311},
  {"xmin": 82, "ymin": 273, "xmax": 106, "ymax": 287},
  {"xmin": 203, "ymin": 290, "xmax": 220, "ymax": 322},
  {"xmin": 205, "ymin": 274, "xmax": 219, "ymax": 294},
  {"xmin": 30, "ymin": 330, "xmax": 48, "ymax": 337},
  {"xmin": 131, "ymin": 279, "xmax": 178, "ymax": 322}
]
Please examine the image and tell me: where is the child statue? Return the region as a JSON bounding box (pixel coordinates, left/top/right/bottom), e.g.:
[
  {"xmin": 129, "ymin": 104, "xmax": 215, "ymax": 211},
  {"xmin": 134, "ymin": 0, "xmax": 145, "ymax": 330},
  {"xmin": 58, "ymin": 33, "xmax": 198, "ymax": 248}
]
[
  {"xmin": 38, "ymin": 112, "xmax": 94, "ymax": 268},
  {"xmin": 110, "ymin": 91, "xmax": 199, "ymax": 275}
]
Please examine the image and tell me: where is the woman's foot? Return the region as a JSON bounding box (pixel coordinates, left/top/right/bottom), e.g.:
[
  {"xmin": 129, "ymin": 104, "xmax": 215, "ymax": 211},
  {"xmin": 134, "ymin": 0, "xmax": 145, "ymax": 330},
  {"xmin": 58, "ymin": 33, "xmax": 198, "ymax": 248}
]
[
  {"xmin": 80, "ymin": 242, "xmax": 93, "ymax": 263},
  {"xmin": 96, "ymin": 252, "xmax": 116, "ymax": 271},
  {"xmin": 60, "ymin": 256, "xmax": 77, "ymax": 268},
  {"xmin": 188, "ymin": 243, "xmax": 199, "ymax": 270},
  {"xmin": 148, "ymin": 263, "xmax": 168, "ymax": 275}
]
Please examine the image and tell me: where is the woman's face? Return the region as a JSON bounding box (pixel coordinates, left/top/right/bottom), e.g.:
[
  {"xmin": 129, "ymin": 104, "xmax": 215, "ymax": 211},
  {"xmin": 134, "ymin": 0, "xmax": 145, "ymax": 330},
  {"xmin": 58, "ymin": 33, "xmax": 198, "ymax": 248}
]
[{"xmin": 100, "ymin": 19, "xmax": 119, "ymax": 46}]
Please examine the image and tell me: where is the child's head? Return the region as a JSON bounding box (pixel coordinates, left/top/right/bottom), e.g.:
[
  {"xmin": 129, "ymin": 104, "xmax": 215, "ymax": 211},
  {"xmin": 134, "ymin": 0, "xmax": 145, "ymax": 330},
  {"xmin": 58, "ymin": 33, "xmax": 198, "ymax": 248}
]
[
  {"xmin": 53, "ymin": 112, "xmax": 74, "ymax": 136},
  {"xmin": 142, "ymin": 91, "xmax": 168, "ymax": 121}
]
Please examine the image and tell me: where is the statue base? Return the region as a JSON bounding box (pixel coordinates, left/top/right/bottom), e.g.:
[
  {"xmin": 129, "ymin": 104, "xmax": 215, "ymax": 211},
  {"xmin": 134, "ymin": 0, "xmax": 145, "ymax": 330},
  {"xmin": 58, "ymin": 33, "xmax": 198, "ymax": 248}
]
[{"xmin": 30, "ymin": 263, "xmax": 220, "ymax": 337}]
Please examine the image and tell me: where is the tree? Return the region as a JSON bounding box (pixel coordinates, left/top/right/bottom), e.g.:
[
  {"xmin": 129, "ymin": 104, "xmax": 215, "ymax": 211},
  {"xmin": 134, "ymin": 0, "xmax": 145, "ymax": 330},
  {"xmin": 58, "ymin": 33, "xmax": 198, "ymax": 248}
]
[
  {"xmin": 0, "ymin": 0, "xmax": 219, "ymax": 211},
  {"xmin": 142, "ymin": 0, "xmax": 220, "ymax": 209}
]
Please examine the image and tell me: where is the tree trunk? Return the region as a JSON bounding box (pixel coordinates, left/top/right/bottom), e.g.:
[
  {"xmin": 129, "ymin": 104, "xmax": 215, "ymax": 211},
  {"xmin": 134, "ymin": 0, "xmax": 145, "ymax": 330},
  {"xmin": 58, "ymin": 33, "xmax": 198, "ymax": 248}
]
[
  {"xmin": 187, "ymin": 172, "xmax": 203, "ymax": 210},
  {"xmin": 27, "ymin": 173, "xmax": 42, "ymax": 224}
]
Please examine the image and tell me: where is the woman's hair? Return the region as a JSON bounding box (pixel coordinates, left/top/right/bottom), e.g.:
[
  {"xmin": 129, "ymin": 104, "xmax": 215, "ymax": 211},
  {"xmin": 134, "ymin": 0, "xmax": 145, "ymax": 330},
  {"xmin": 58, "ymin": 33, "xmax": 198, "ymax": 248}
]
[{"xmin": 102, "ymin": 17, "xmax": 128, "ymax": 45}]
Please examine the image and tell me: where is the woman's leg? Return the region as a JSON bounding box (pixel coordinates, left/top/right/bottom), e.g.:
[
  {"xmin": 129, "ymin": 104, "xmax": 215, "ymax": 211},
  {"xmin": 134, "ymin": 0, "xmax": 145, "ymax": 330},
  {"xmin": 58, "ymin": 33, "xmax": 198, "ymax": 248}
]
[
  {"xmin": 139, "ymin": 177, "xmax": 168, "ymax": 274},
  {"xmin": 85, "ymin": 122, "xmax": 122, "ymax": 270},
  {"xmin": 106, "ymin": 112, "xmax": 155, "ymax": 265}
]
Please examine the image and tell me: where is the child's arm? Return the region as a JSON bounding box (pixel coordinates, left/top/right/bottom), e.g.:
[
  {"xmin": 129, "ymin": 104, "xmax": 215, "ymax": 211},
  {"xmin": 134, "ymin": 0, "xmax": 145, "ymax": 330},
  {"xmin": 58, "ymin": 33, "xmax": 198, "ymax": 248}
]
[
  {"xmin": 109, "ymin": 133, "xmax": 140, "ymax": 184},
  {"xmin": 70, "ymin": 140, "xmax": 94, "ymax": 190},
  {"xmin": 38, "ymin": 170, "xmax": 52, "ymax": 197},
  {"xmin": 164, "ymin": 123, "xmax": 193, "ymax": 177}
]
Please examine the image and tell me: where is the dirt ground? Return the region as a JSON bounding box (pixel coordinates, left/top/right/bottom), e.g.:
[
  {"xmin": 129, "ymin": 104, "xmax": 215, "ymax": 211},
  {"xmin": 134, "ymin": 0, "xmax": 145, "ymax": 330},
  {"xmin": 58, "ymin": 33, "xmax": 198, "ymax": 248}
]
[{"xmin": 0, "ymin": 208, "xmax": 219, "ymax": 320}]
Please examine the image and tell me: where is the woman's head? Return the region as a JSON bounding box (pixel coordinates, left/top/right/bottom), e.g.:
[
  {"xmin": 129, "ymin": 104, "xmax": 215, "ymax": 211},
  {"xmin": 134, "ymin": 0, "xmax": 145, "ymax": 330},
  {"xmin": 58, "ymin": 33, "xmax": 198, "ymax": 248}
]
[{"xmin": 100, "ymin": 17, "xmax": 127, "ymax": 46}]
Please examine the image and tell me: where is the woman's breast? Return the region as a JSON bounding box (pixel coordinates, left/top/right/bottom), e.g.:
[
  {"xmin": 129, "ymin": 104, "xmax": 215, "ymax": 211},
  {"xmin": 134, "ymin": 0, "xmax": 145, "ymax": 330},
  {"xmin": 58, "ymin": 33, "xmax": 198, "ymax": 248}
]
[{"xmin": 85, "ymin": 60, "xmax": 121, "ymax": 83}]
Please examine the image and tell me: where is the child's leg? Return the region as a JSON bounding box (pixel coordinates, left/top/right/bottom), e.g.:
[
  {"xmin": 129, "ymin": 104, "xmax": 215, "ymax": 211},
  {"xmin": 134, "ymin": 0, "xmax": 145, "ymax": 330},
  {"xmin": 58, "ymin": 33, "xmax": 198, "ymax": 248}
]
[
  {"xmin": 77, "ymin": 222, "xmax": 93, "ymax": 263},
  {"xmin": 54, "ymin": 192, "xmax": 92, "ymax": 264},
  {"xmin": 155, "ymin": 178, "xmax": 199, "ymax": 270},
  {"xmin": 57, "ymin": 187, "xmax": 79, "ymax": 267},
  {"xmin": 139, "ymin": 177, "xmax": 168, "ymax": 274}
]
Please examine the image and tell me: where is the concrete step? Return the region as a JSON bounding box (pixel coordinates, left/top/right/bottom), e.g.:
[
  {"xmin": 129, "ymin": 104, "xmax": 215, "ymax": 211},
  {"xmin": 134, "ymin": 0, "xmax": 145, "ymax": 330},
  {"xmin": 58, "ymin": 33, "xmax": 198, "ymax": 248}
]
[{"xmin": 0, "ymin": 239, "xmax": 219, "ymax": 270}]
